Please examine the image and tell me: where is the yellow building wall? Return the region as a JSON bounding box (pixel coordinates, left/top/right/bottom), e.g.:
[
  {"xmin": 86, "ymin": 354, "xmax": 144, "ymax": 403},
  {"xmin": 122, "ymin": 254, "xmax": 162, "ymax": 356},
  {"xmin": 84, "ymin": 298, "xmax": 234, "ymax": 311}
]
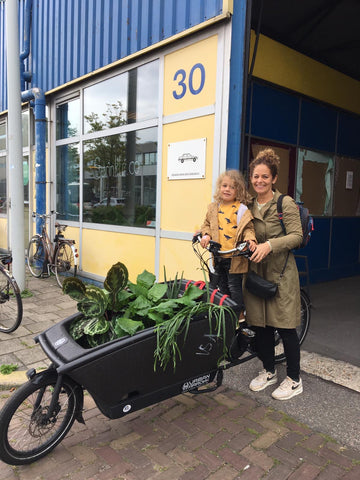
[
  {"xmin": 158, "ymin": 237, "xmax": 207, "ymax": 283},
  {"xmin": 250, "ymin": 31, "xmax": 360, "ymax": 115},
  {"xmin": 81, "ymin": 229, "xmax": 156, "ymax": 282},
  {"xmin": 0, "ymin": 217, "xmax": 7, "ymax": 249},
  {"xmin": 161, "ymin": 116, "xmax": 215, "ymax": 232}
]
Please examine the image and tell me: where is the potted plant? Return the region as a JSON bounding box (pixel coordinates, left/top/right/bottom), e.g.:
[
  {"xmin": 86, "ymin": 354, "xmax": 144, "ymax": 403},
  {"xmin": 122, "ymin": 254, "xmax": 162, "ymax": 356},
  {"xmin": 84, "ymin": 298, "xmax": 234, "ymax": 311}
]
[{"xmin": 63, "ymin": 262, "xmax": 237, "ymax": 370}]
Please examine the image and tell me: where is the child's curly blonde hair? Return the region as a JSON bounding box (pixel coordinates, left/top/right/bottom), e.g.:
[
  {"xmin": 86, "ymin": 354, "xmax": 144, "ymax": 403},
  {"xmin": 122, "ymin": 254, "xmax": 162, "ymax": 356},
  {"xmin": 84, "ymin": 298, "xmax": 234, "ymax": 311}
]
[{"xmin": 213, "ymin": 170, "xmax": 251, "ymax": 204}]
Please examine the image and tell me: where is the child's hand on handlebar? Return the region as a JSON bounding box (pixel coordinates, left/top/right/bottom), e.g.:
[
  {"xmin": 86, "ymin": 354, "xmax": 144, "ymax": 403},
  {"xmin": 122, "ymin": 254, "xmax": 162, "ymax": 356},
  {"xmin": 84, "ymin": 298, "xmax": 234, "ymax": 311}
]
[{"xmin": 200, "ymin": 234, "xmax": 211, "ymax": 248}]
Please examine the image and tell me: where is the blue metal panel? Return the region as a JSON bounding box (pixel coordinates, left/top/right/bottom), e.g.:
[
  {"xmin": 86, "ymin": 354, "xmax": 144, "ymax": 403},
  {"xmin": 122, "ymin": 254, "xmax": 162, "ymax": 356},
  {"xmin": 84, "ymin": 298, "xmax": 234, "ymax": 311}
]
[
  {"xmin": 331, "ymin": 217, "xmax": 360, "ymax": 269},
  {"xmin": 299, "ymin": 99, "xmax": 337, "ymax": 153},
  {"xmin": 251, "ymin": 83, "xmax": 299, "ymax": 145},
  {"xmin": 338, "ymin": 112, "xmax": 360, "ymax": 158},
  {"xmin": 226, "ymin": 0, "xmax": 247, "ymax": 169},
  {"xmin": 0, "ymin": 0, "xmax": 223, "ymax": 111}
]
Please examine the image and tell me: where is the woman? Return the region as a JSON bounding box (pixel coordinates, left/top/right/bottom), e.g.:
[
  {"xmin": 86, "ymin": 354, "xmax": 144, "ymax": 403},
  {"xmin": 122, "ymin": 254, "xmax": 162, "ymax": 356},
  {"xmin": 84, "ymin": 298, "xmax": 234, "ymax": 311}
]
[{"xmin": 245, "ymin": 148, "xmax": 303, "ymax": 400}]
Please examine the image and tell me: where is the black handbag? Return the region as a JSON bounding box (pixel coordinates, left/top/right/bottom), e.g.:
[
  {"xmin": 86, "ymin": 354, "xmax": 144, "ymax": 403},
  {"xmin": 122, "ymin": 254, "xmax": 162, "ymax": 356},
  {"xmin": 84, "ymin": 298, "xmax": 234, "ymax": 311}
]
[
  {"xmin": 245, "ymin": 270, "xmax": 278, "ymax": 299},
  {"xmin": 245, "ymin": 252, "xmax": 290, "ymax": 299}
]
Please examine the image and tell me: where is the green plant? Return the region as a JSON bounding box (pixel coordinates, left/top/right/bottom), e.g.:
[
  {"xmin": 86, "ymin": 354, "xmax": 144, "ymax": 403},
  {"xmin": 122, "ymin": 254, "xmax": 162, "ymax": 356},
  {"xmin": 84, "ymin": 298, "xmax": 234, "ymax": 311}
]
[
  {"xmin": 63, "ymin": 262, "xmax": 237, "ymax": 370},
  {"xmin": 0, "ymin": 364, "xmax": 18, "ymax": 375}
]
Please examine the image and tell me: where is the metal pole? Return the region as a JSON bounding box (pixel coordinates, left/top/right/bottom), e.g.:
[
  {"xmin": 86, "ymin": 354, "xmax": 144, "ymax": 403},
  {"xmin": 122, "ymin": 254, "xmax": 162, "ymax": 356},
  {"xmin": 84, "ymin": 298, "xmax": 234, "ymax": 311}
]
[{"xmin": 6, "ymin": 0, "xmax": 25, "ymax": 291}]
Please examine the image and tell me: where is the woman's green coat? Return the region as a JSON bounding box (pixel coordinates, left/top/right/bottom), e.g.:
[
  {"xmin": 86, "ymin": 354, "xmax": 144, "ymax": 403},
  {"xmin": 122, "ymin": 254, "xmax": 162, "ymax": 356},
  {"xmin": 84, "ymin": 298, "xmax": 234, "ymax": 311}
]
[{"xmin": 244, "ymin": 190, "xmax": 303, "ymax": 329}]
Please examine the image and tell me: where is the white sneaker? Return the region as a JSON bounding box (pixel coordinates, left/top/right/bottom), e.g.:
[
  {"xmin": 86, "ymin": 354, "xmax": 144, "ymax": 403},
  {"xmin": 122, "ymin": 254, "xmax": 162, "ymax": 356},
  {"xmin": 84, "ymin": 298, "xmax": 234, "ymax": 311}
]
[
  {"xmin": 249, "ymin": 370, "xmax": 278, "ymax": 392},
  {"xmin": 271, "ymin": 377, "xmax": 303, "ymax": 400}
]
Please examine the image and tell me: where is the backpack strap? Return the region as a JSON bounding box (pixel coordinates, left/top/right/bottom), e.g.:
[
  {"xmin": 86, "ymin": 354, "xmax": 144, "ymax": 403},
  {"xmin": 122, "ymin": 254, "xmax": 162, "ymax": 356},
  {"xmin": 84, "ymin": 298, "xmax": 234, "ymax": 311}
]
[
  {"xmin": 276, "ymin": 194, "xmax": 290, "ymax": 279},
  {"xmin": 277, "ymin": 194, "xmax": 287, "ymax": 235}
]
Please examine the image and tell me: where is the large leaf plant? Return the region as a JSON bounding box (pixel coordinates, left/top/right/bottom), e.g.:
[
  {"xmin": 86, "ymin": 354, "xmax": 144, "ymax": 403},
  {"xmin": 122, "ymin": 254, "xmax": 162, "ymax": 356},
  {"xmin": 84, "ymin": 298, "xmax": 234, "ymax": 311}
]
[{"xmin": 63, "ymin": 262, "xmax": 237, "ymax": 370}]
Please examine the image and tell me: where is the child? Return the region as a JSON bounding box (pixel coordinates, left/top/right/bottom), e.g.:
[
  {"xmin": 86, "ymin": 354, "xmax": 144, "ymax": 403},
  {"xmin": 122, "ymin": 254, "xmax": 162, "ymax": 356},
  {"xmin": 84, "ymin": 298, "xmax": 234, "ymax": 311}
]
[{"xmin": 200, "ymin": 170, "xmax": 256, "ymax": 330}]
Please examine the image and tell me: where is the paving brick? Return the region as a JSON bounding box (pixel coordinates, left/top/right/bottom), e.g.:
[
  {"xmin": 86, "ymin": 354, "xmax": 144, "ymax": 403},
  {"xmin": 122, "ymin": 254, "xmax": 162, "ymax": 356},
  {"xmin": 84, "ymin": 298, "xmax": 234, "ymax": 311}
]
[
  {"xmin": 178, "ymin": 463, "xmax": 210, "ymax": 480},
  {"xmin": 235, "ymin": 464, "xmax": 267, "ymax": 479},
  {"xmin": 287, "ymin": 462, "xmax": 322, "ymax": 479},
  {"xmin": 168, "ymin": 447, "xmax": 198, "ymax": 468},
  {"xmin": 292, "ymin": 445, "xmax": 328, "ymax": 467},
  {"xmin": 275, "ymin": 431, "xmax": 305, "ymax": 451},
  {"xmin": 318, "ymin": 447, "xmax": 354, "ymax": 469},
  {"xmin": 251, "ymin": 430, "xmax": 280, "ymax": 449},
  {"xmin": 195, "ymin": 448, "xmax": 225, "ymax": 472},
  {"xmin": 144, "ymin": 447, "xmax": 173, "ymax": 467},
  {"xmin": 247, "ymin": 405, "xmax": 268, "ymax": 421},
  {"xmin": 258, "ymin": 417, "xmax": 289, "ymax": 436},
  {"xmin": 302, "ymin": 433, "xmax": 327, "ymax": 452},
  {"xmin": 240, "ymin": 445, "xmax": 274, "ymax": 472},
  {"xmin": 184, "ymin": 431, "xmax": 213, "ymax": 450},
  {"xmin": 266, "ymin": 445, "xmax": 303, "ymax": 468},
  {"xmin": 227, "ymin": 430, "xmax": 255, "ymax": 452},
  {"xmin": 341, "ymin": 465, "xmax": 360, "ymax": 480},
  {"xmin": 316, "ymin": 464, "xmax": 348, "ymax": 480},
  {"xmin": 118, "ymin": 446, "xmax": 152, "ymax": 468},
  {"xmin": 218, "ymin": 447, "xmax": 249, "ymax": 470},
  {"xmin": 213, "ymin": 392, "xmax": 240, "ymax": 409},
  {"xmin": 264, "ymin": 463, "xmax": 294, "ymax": 480},
  {"xmin": 204, "ymin": 430, "xmax": 233, "ymax": 452},
  {"xmin": 206, "ymin": 464, "xmax": 239, "ymax": 479}
]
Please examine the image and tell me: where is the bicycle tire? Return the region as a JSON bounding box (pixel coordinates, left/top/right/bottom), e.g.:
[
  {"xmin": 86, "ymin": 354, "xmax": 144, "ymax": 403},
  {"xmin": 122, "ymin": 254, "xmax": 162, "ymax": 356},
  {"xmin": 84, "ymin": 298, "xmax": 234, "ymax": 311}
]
[
  {"xmin": 0, "ymin": 267, "xmax": 23, "ymax": 333},
  {"xmin": 274, "ymin": 289, "xmax": 311, "ymax": 363},
  {"xmin": 54, "ymin": 242, "xmax": 77, "ymax": 288},
  {"xmin": 0, "ymin": 376, "xmax": 79, "ymax": 465},
  {"xmin": 27, "ymin": 236, "xmax": 46, "ymax": 277}
]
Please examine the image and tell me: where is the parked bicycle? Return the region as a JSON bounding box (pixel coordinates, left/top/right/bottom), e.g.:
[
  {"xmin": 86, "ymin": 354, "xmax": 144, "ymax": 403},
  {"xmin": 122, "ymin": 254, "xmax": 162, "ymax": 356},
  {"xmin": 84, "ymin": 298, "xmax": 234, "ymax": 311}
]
[
  {"xmin": 0, "ymin": 253, "xmax": 22, "ymax": 334},
  {"xmin": 26, "ymin": 212, "xmax": 78, "ymax": 288},
  {"xmin": 191, "ymin": 234, "xmax": 311, "ymax": 363}
]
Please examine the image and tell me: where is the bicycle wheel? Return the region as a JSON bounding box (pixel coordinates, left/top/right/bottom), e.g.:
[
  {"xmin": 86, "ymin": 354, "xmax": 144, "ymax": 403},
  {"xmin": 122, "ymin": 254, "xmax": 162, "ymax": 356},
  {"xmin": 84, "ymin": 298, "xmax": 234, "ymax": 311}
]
[
  {"xmin": 0, "ymin": 376, "xmax": 79, "ymax": 465},
  {"xmin": 54, "ymin": 242, "xmax": 77, "ymax": 288},
  {"xmin": 274, "ymin": 289, "xmax": 311, "ymax": 363},
  {"xmin": 27, "ymin": 236, "xmax": 46, "ymax": 277},
  {"xmin": 0, "ymin": 268, "xmax": 22, "ymax": 333}
]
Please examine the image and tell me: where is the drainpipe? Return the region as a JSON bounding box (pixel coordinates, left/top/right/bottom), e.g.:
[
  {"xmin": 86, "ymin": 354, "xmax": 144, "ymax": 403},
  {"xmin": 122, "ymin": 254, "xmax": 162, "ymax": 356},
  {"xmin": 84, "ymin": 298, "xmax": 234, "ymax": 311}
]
[
  {"xmin": 6, "ymin": 0, "xmax": 25, "ymax": 291},
  {"xmin": 22, "ymin": 88, "xmax": 46, "ymax": 236},
  {"xmin": 20, "ymin": 0, "xmax": 33, "ymax": 91}
]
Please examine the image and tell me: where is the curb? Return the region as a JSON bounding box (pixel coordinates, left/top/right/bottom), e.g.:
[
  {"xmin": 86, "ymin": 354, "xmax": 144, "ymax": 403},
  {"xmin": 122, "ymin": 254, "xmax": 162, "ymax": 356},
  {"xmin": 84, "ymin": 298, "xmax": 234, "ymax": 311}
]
[{"xmin": 0, "ymin": 371, "xmax": 28, "ymax": 391}]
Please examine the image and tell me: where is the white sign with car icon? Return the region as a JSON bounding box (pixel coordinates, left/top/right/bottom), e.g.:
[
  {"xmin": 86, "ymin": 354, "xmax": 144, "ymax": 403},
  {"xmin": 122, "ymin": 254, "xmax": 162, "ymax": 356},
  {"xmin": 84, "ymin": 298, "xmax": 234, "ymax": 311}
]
[{"xmin": 167, "ymin": 138, "xmax": 206, "ymax": 179}]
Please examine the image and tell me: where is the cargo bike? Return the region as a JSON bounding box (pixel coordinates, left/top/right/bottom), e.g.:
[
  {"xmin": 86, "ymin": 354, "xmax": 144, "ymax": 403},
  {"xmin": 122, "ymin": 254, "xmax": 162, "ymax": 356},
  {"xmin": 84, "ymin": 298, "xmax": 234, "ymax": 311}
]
[{"xmin": 0, "ymin": 241, "xmax": 311, "ymax": 466}]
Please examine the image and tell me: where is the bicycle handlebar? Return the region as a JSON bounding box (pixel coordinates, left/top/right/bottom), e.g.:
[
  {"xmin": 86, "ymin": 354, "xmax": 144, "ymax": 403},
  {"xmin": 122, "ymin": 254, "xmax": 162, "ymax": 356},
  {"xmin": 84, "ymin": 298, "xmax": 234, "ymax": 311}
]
[{"xmin": 192, "ymin": 233, "xmax": 252, "ymax": 259}]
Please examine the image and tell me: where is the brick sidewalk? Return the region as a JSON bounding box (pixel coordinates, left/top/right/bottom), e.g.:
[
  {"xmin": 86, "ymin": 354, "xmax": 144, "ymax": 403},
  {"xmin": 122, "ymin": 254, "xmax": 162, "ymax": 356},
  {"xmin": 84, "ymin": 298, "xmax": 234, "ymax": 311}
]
[
  {"xmin": 0, "ymin": 274, "xmax": 359, "ymax": 479},
  {"xmin": 0, "ymin": 385, "xmax": 359, "ymax": 479}
]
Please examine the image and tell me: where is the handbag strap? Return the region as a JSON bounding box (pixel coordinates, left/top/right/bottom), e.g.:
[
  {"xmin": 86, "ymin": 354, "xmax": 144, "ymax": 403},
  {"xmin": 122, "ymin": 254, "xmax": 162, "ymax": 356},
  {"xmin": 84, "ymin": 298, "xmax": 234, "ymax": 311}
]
[{"xmin": 279, "ymin": 252, "xmax": 290, "ymax": 280}]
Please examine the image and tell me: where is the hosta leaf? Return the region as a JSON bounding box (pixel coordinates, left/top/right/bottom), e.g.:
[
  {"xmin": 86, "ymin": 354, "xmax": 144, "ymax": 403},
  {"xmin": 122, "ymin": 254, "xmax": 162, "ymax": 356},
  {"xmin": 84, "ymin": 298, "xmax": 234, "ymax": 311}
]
[
  {"xmin": 177, "ymin": 284, "xmax": 204, "ymax": 305},
  {"xmin": 104, "ymin": 262, "xmax": 128, "ymax": 293},
  {"xmin": 114, "ymin": 289, "xmax": 134, "ymax": 310},
  {"xmin": 114, "ymin": 316, "xmax": 144, "ymax": 337},
  {"xmin": 127, "ymin": 281, "xmax": 148, "ymax": 298},
  {"xmin": 147, "ymin": 283, "xmax": 167, "ymax": 303},
  {"xmin": 149, "ymin": 299, "xmax": 178, "ymax": 316},
  {"xmin": 62, "ymin": 277, "xmax": 87, "ymax": 301},
  {"xmin": 129, "ymin": 295, "xmax": 152, "ymax": 316},
  {"xmin": 148, "ymin": 310, "xmax": 165, "ymax": 324},
  {"xmin": 84, "ymin": 316, "xmax": 109, "ymax": 336},
  {"xmin": 136, "ymin": 270, "xmax": 156, "ymax": 289}
]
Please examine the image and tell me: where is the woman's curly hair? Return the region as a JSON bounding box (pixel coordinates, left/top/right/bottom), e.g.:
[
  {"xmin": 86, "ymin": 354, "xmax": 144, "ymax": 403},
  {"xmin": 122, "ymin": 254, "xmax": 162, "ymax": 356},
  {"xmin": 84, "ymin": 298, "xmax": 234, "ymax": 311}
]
[
  {"xmin": 249, "ymin": 148, "xmax": 280, "ymax": 179},
  {"xmin": 213, "ymin": 170, "xmax": 251, "ymax": 205}
]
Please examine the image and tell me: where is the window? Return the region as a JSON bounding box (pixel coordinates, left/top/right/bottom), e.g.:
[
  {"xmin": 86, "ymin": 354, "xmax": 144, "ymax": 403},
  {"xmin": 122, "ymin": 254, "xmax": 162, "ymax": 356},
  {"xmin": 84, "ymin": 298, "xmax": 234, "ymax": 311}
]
[
  {"xmin": 0, "ymin": 122, "xmax": 6, "ymax": 214},
  {"xmin": 83, "ymin": 127, "xmax": 157, "ymax": 227},
  {"xmin": 296, "ymin": 149, "xmax": 334, "ymax": 216},
  {"xmin": 55, "ymin": 59, "xmax": 159, "ymax": 227}
]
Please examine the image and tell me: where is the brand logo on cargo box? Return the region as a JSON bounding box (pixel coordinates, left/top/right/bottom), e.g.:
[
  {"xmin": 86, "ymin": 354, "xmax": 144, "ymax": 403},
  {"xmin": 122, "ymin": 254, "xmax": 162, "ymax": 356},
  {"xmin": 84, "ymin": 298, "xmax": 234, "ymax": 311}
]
[{"xmin": 182, "ymin": 374, "xmax": 210, "ymax": 392}]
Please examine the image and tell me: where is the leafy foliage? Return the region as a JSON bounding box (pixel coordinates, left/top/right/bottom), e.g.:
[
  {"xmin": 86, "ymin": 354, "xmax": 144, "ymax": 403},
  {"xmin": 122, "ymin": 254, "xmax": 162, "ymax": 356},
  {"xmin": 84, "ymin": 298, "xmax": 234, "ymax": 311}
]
[{"xmin": 63, "ymin": 262, "xmax": 236, "ymax": 370}]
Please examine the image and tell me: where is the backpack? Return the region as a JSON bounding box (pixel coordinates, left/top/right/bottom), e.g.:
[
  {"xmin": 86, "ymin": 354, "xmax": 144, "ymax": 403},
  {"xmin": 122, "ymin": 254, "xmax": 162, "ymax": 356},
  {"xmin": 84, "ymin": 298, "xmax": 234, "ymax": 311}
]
[{"xmin": 277, "ymin": 195, "xmax": 314, "ymax": 249}]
